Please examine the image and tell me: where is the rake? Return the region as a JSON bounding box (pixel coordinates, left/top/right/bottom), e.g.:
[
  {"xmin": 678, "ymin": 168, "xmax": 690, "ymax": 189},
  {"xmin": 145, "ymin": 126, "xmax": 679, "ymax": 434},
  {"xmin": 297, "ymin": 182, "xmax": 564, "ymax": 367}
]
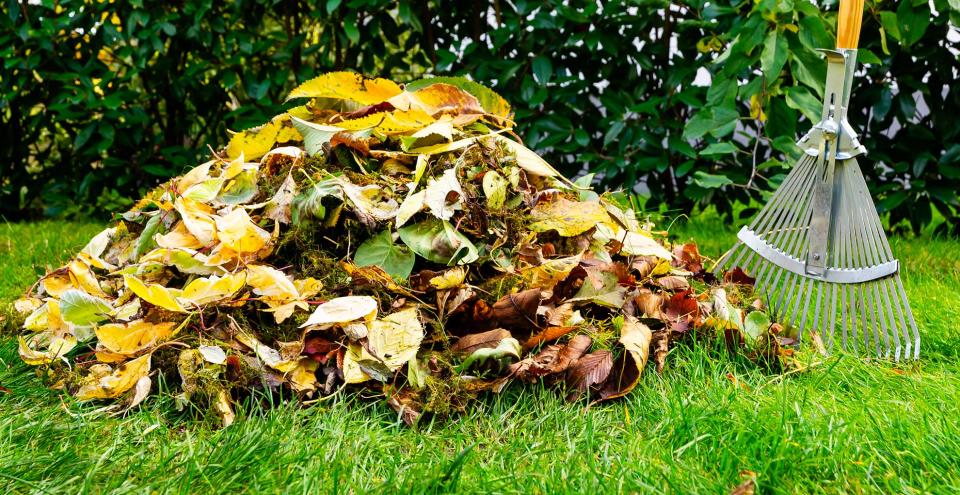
[{"xmin": 715, "ymin": 0, "xmax": 919, "ymax": 360}]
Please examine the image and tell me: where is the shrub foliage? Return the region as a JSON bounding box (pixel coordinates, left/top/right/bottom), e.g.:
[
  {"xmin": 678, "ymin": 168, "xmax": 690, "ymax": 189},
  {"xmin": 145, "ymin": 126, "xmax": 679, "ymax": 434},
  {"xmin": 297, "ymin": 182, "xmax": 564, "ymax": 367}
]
[{"xmin": 2, "ymin": 0, "xmax": 957, "ymax": 233}]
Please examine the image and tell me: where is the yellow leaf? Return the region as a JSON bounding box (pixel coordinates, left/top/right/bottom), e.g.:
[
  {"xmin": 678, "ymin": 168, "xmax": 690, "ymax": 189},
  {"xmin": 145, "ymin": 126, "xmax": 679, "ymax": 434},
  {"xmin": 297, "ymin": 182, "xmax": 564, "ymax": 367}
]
[
  {"xmin": 287, "ymin": 358, "xmax": 320, "ymax": 392},
  {"xmin": 594, "ymin": 223, "xmax": 673, "ymax": 260},
  {"xmin": 365, "ymin": 307, "xmax": 423, "ymax": 371},
  {"xmin": 123, "ymin": 274, "xmax": 187, "ymax": 312},
  {"xmin": 387, "ymin": 83, "xmax": 484, "ymax": 117},
  {"xmin": 174, "ymin": 197, "xmax": 217, "ymax": 246},
  {"xmin": 245, "ymin": 264, "xmax": 298, "ymax": 302},
  {"xmin": 529, "ymin": 198, "xmax": 613, "ymax": 237},
  {"xmin": 75, "ymin": 354, "xmax": 152, "ymax": 400},
  {"xmin": 520, "ymin": 254, "xmax": 583, "ymax": 289},
  {"xmin": 750, "ymin": 94, "xmax": 767, "ymax": 122},
  {"xmin": 235, "ymin": 332, "xmax": 299, "ymax": 373},
  {"xmin": 19, "ymin": 333, "xmax": 77, "ymax": 366},
  {"xmin": 154, "ymin": 221, "xmax": 204, "ymax": 250},
  {"xmin": 96, "ymin": 320, "xmax": 177, "ymax": 355},
  {"xmin": 286, "ymin": 71, "xmax": 403, "ymax": 104},
  {"xmin": 497, "ymin": 136, "xmax": 560, "ymax": 177},
  {"xmin": 226, "ymin": 121, "xmax": 281, "ymax": 160},
  {"xmin": 429, "ymin": 267, "xmax": 467, "ymax": 289},
  {"xmin": 214, "ymin": 208, "xmax": 271, "ymax": 254},
  {"xmin": 40, "ymin": 272, "xmax": 73, "ymax": 298},
  {"xmin": 300, "ymin": 295, "xmax": 378, "ymax": 328},
  {"xmin": 333, "ymin": 108, "xmax": 436, "ymax": 135},
  {"xmin": 68, "ymin": 259, "xmax": 107, "ymax": 297},
  {"xmin": 176, "ymin": 161, "xmax": 214, "ymax": 192},
  {"xmin": 179, "ymin": 272, "xmax": 247, "ymax": 307},
  {"xmin": 342, "ymin": 343, "xmax": 370, "ymax": 384}
]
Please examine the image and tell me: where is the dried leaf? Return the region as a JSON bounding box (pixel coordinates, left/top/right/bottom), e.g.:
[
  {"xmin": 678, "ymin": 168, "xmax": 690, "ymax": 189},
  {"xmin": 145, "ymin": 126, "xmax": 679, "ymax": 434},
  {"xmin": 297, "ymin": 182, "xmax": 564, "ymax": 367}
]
[
  {"xmin": 529, "ymin": 198, "xmax": 611, "ymax": 237},
  {"xmin": 76, "ymin": 355, "xmax": 152, "ymax": 401}
]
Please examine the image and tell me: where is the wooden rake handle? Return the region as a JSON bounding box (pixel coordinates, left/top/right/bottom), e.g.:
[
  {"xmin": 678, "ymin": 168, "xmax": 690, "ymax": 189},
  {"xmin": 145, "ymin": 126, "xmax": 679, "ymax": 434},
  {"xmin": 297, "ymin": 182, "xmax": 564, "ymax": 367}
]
[{"xmin": 836, "ymin": 0, "xmax": 865, "ymax": 49}]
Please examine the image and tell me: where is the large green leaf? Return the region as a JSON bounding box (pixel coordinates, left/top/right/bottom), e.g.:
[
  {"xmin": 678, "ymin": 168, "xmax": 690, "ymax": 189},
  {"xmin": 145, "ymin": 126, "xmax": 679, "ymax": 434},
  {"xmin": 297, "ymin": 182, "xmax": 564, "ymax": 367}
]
[
  {"xmin": 398, "ymin": 218, "xmax": 479, "ymax": 265},
  {"xmin": 760, "ymin": 31, "xmax": 788, "ymax": 83},
  {"xmin": 59, "ymin": 289, "xmax": 111, "ymax": 327},
  {"xmin": 353, "ymin": 230, "xmax": 416, "ymax": 280}
]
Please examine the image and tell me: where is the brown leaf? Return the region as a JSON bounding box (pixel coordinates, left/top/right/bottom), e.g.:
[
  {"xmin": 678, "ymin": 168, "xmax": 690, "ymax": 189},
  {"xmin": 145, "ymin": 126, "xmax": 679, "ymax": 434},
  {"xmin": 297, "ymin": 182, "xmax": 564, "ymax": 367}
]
[
  {"xmin": 656, "ymin": 275, "xmax": 690, "ymax": 291},
  {"xmin": 651, "ymin": 329, "xmax": 670, "ymax": 374},
  {"xmin": 672, "ymin": 243, "xmax": 703, "ymax": 273},
  {"xmin": 631, "ymin": 256, "xmax": 660, "ymax": 279},
  {"xmin": 596, "ymin": 318, "xmax": 652, "ymax": 402},
  {"xmin": 565, "ymin": 350, "xmax": 613, "ymax": 401},
  {"xmin": 386, "ymin": 388, "xmax": 422, "ymax": 426},
  {"xmin": 330, "ymin": 131, "xmax": 372, "ymax": 156},
  {"xmin": 662, "ymin": 290, "xmax": 700, "ymax": 333},
  {"xmin": 510, "ymin": 334, "xmax": 591, "ymax": 382},
  {"xmin": 634, "ymin": 289, "xmax": 663, "ymax": 318},
  {"xmin": 492, "ymin": 288, "xmax": 542, "ymax": 330},
  {"xmin": 724, "ymin": 267, "xmax": 756, "ymax": 286},
  {"xmin": 451, "ymin": 329, "xmax": 512, "ymax": 355},
  {"xmin": 522, "ymin": 326, "xmax": 577, "ymax": 351}
]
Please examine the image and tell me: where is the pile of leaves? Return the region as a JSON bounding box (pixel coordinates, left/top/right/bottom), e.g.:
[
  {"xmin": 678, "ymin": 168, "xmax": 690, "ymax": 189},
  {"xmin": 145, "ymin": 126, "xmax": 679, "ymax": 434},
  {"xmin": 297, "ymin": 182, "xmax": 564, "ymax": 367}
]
[{"xmin": 14, "ymin": 73, "xmax": 796, "ymax": 426}]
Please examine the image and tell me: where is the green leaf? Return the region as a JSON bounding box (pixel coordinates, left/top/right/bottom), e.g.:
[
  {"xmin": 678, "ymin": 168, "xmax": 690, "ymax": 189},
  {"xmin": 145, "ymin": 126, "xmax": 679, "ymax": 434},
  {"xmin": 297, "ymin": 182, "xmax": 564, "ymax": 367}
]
[
  {"xmin": 784, "ymin": 86, "xmax": 822, "ymax": 122},
  {"xmin": 897, "ymin": 0, "xmax": 931, "ymax": 47},
  {"xmin": 456, "ymin": 338, "xmax": 521, "ymax": 373},
  {"xmin": 217, "ymin": 170, "xmax": 259, "ymax": 205},
  {"xmin": 743, "ymin": 311, "xmax": 771, "ymax": 344},
  {"xmin": 290, "ymin": 116, "xmax": 340, "ymax": 156},
  {"xmin": 699, "ymin": 142, "xmax": 739, "ymax": 156},
  {"xmin": 532, "ymin": 56, "xmax": 553, "ymax": 85},
  {"xmin": 760, "ymin": 31, "xmax": 788, "ymax": 83},
  {"xmin": 59, "ymin": 289, "xmax": 111, "ymax": 326},
  {"xmin": 354, "ymin": 230, "xmax": 416, "ymax": 280},
  {"xmin": 133, "ymin": 213, "xmax": 162, "ymax": 260},
  {"xmin": 692, "ymin": 171, "xmax": 734, "ymax": 189},
  {"xmin": 326, "ymin": 0, "xmax": 342, "ymax": 13},
  {"xmin": 398, "ymin": 218, "xmax": 479, "ymax": 266}
]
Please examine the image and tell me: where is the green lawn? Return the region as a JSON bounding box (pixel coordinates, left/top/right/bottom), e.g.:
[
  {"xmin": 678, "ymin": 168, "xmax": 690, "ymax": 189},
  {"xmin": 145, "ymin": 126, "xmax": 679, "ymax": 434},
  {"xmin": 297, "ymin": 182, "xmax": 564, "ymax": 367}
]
[{"xmin": 1, "ymin": 219, "xmax": 959, "ymax": 494}]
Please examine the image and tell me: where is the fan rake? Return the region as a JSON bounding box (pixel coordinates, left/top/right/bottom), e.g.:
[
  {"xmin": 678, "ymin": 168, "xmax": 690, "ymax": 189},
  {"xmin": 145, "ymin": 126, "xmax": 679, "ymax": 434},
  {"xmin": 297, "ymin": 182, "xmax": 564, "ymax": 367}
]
[{"xmin": 715, "ymin": 0, "xmax": 919, "ymax": 360}]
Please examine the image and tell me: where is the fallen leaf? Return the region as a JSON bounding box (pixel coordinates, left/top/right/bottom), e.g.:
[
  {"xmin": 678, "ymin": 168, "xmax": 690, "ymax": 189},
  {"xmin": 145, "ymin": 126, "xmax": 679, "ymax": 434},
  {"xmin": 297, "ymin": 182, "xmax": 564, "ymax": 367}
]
[
  {"xmin": 529, "ymin": 198, "xmax": 611, "ymax": 237},
  {"xmin": 96, "ymin": 320, "xmax": 177, "ymax": 355},
  {"xmin": 76, "ymin": 355, "xmax": 152, "ymax": 401}
]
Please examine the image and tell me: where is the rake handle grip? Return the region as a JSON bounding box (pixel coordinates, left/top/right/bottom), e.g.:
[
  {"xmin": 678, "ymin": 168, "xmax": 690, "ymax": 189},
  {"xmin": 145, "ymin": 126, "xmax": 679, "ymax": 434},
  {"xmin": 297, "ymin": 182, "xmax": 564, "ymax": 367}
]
[{"xmin": 836, "ymin": 0, "xmax": 865, "ymax": 49}]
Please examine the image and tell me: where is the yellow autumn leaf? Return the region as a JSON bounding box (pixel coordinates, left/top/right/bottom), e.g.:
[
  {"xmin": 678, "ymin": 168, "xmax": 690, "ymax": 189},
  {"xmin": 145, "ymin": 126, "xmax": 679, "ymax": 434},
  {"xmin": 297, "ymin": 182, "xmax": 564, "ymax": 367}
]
[
  {"xmin": 387, "ymin": 83, "xmax": 484, "ymax": 117},
  {"xmin": 123, "ymin": 274, "xmax": 187, "ymax": 312},
  {"xmin": 154, "ymin": 221, "xmax": 204, "ymax": 250},
  {"xmin": 214, "ymin": 207, "xmax": 271, "ymax": 254},
  {"xmin": 96, "ymin": 320, "xmax": 177, "ymax": 355},
  {"xmin": 285, "ymin": 71, "xmax": 403, "ymax": 105},
  {"xmin": 226, "ymin": 120, "xmax": 281, "ymax": 160},
  {"xmin": 300, "ymin": 295, "xmax": 378, "ymax": 328},
  {"xmin": 520, "ymin": 254, "xmax": 583, "ymax": 289},
  {"xmin": 179, "ymin": 272, "xmax": 247, "ymax": 307},
  {"xmin": 333, "ymin": 108, "xmax": 437, "ymax": 135},
  {"xmin": 497, "ymin": 135, "xmax": 561, "ymax": 178},
  {"xmin": 287, "ymin": 358, "xmax": 320, "ymax": 392},
  {"xmin": 429, "ymin": 266, "xmax": 467, "ymax": 289},
  {"xmin": 18, "ymin": 333, "xmax": 77, "ymax": 366},
  {"xmin": 67, "ymin": 259, "xmax": 107, "ymax": 297},
  {"xmin": 245, "ymin": 264, "xmax": 298, "ymax": 301},
  {"xmin": 174, "ymin": 197, "xmax": 217, "ymax": 245},
  {"xmin": 40, "ymin": 272, "xmax": 73, "ymax": 298},
  {"xmin": 365, "ymin": 307, "xmax": 423, "ymax": 370},
  {"xmin": 529, "ymin": 197, "xmax": 613, "ymax": 237},
  {"xmin": 75, "ymin": 354, "xmax": 152, "ymax": 400}
]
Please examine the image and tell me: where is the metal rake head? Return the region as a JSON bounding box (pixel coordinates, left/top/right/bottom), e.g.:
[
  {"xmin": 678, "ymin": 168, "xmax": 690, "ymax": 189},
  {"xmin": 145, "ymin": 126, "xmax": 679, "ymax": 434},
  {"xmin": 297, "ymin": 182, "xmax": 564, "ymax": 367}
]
[{"xmin": 716, "ymin": 154, "xmax": 919, "ymax": 360}]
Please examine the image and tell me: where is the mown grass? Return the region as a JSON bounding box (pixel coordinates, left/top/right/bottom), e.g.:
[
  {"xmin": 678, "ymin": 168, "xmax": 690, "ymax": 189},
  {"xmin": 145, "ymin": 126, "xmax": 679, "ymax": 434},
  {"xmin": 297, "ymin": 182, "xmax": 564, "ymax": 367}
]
[{"xmin": 1, "ymin": 219, "xmax": 959, "ymax": 494}]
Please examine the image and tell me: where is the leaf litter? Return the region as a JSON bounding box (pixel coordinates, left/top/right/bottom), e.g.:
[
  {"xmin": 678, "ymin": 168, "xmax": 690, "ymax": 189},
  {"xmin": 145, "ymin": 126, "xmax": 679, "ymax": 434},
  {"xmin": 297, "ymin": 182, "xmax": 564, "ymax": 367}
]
[{"xmin": 14, "ymin": 72, "xmax": 813, "ymax": 426}]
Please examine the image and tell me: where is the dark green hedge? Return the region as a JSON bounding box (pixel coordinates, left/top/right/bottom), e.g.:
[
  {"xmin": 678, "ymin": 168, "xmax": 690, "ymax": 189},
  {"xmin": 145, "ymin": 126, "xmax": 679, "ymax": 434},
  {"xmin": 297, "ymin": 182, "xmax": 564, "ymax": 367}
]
[{"xmin": 2, "ymin": 0, "xmax": 957, "ymax": 234}]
